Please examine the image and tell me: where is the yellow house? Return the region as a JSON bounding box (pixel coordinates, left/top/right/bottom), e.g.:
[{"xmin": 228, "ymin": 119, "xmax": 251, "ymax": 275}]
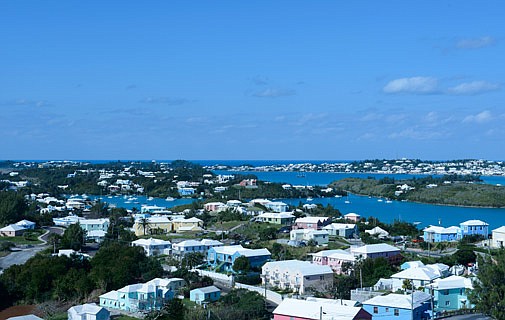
[
  {"xmin": 134, "ymin": 216, "xmax": 173, "ymax": 236},
  {"xmin": 172, "ymin": 217, "xmax": 204, "ymax": 233}
]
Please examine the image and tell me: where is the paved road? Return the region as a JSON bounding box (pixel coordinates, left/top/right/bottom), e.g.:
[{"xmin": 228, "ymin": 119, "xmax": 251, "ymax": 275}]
[{"xmin": 0, "ymin": 245, "xmax": 48, "ymax": 272}]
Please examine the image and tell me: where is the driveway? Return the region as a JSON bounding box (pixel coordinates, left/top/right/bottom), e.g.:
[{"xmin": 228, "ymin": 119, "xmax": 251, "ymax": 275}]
[{"xmin": 0, "ymin": 245, "xmax": 48, "ymax": 272}]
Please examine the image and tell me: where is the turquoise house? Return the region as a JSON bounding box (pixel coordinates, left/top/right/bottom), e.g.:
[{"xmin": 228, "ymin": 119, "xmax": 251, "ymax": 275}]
[
  {"xmin": 425, "ymin": 275, "xmax": 474, "ymax": 314},
  {"xmin": 459, "ymin": 220, "xmax": 489, "ymax": 238},
  {"xmin": 207, "ymin": 245, "xmax": 271, "ymax": 272},
  {"xmin": 190, "ymin": 286, "xmax": 221, "ymax": 304}
]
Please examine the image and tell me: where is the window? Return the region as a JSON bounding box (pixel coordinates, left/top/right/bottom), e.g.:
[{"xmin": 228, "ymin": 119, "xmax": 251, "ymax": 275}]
[
  {"xmin": 373, "ymin": 307, "xmax": 378, "ymax": 314},
  {"xmin": 394, "ymin": 309, "xmax": 399, "ymax": 316},
  {"xmin": 445, "ymin": 301, "xmax": 450, "ymax": 306},
  {"xmin": 385, "ymin": 308, "xmax": 389, "ymax": 312}
]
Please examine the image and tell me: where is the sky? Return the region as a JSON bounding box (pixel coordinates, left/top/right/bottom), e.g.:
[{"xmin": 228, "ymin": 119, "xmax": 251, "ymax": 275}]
[{"xmin": 1, "ymin": 1, "xmax": 504, "ymax": 161}]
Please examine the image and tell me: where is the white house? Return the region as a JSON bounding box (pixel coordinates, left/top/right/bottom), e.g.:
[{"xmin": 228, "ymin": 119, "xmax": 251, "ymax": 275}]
[
  {"xmin": 364, "ymin": 226, "xmax": 389, "ymax": 239},
  {"xmin": 15, "ymin": 219, "xmax": 36, "ymax": 230},
  {"xmin": 68, "ymin": 303, "xmax": 110, "ymax": 320},
  {"xmin": 491, "ymin": 226, "xmax": 505, "ymax": 248},
  {"xmin": 132, "ymin": 238, "xmax": 172, "ymax": 256},
  {"xmin": 290, "ymin": 229, "xmax": 329, "ymax": 246},
  {"xmin": 273, "ymin": 298, "xmax": 371, "ymax": 320},
  {"xmin": 262, "ymin": 260, "xmax": 334, "ymax": 294},
  {"xmin": 390, "ymin": 266, "xmax": 442, "ymax": 291},
  {"xmin": 264, "ymin": 201, "xmax": 289, "ymax": 213},
  {"xmin": 172, "ymin": 240, "xmax": 206, "ymax": 257},
  {"xmin": 351, "ymin": 243, "xmax": 401, "ymax": 263},
  {"xmin": 323, "ymin": 223, "xmax": 358, "ymax": 238}
]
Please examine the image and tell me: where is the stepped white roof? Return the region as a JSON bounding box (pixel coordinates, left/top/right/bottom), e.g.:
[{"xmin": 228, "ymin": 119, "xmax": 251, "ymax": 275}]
[
  {"xmin": 460, "ymin": 220, "xmax": 488, "ymax": 226},
  {"xmin": 295, "ymin": 216, "xmax": 330, "ymax": 224},
  {"xmin": 212, "ymin": 245, "xmax": 270, "ymax": 257},
  {"xmin": 391, "ymin": 266, "xmax": 441, "ymax": 281},
  {"xmin": 0, "ymin": 224, "xmax": 25, "ymax": 232},
  {"xmin": 493, "ymin": 226, "xmax": 505, "ymax": 233},
  {"xmin": 273, "ymin": 298, "xmax": 365, "ymax": 320},
  {"xmin": 68, "ymin": 303, "xmax": 106, "ymax": 315},
  {"xmin": 352, "ymin": 243, "xmax": 399, "ymax": 255},
  {"xmin": 263, "ymin": 260, "xmax": 333, "ymax": 276},
  {"xmin": 363, "ymin": 291, "xmax": 431, "ymax": 309},
  {"xmin": 132, "ymin": 237, "xmax": 171, "ymax": 246},
  {"xmin": 427, "ymin": 275, "xmax": 473, "ymax": 290}
]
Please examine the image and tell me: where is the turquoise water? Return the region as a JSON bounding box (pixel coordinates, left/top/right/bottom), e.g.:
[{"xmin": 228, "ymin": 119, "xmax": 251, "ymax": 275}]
[{"xmin": 213, "ymin": 170, "xmax": 505, "ymax": 230}]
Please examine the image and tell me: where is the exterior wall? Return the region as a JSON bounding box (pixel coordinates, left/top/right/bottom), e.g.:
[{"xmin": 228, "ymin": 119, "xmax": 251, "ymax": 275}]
[
  {"xmin": 0, "ymin": 229, "xmax": 24, "ymax": 237},
  {"xmin": 134, "ymin": 222, "xmax": 173, "ymax": 236},
  {"xmin": 190, "ymin": 289, "xmax": 221, "ymax": 304},
  {"xmin": 459, "ymin": 224, "xmax": 488, "ymax": 237},
  {"xmin": 364, "ymin": 251, "xmax": 402, "ymax": 264},
  {"xmin": 363, "ymin": 304, "xmax": 431, "ymax": 320},
  {"xmin": 432, "ymin": 288, "xmax": 474, "ymax": 312},
  {"xmin": 492, "ymin": 231, "xmax": 505, "ymax": 248}
]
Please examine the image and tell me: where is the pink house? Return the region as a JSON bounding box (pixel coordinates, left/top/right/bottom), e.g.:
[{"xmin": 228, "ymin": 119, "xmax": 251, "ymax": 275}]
[
  {"xmin": 311, "ymin": 249, "xmax": 356, "ymax": 275},
  {"xmin": 292, "ymin": 216, "xmax": 331, "ymax": 230},
  {"xmin": 273, "ymin": 298, "xmax": 372, "ymax": 320},
  {"xmin": 344, "ymin": 212, "xmax": 361, "ymax": 222}
]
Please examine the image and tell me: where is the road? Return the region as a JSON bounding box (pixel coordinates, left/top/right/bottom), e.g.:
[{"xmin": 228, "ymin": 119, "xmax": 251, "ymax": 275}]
[{"xmin": 0, "ymin": 227, "xmax": 64, "ymax": 273}]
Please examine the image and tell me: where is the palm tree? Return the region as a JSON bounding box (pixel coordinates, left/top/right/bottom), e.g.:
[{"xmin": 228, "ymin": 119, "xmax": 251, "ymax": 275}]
[{"xmin": 137, "ymin": 217, "xmax": 151, "ymax": 236}]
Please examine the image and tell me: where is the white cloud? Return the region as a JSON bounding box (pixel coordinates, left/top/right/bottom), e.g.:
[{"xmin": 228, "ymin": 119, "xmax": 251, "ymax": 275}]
[
  {"xmin": 447, "ymin": 81, "xmax": 501, "ymax": 95},
  {"xmin": 140, "ymin": 97, "xmax": 193, "ymax": 105},
  {"xmin": 463, "ymin": 110, "xmax": 493, "ymax": 124},
  {"xmin": 456, "ymin": 36, "xmax": 495, "ymax": 49},
  {"xmin": 383, "ymin": 77, "xmax": 438, "ymax": 94},
  {"xmin": 253, "ymin": 88, "xmax": 296, "ymax": 98}
]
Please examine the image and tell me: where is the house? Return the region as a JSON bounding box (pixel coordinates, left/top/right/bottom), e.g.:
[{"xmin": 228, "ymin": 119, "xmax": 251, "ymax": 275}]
[
  {"xmin": 362, "ymin": 291, "xmax": 432, "ymax": 320},
  {"xmin": 311, "ymin": 249, "xmax": 356, "ymax": 274},
  {"xmin": 52, "ymin": 215, "xmax": 84, "ymax": 227},
  {"xmin": 290, "ymin": 229, "xmax": 329, "ymax": 246},
  {"xmin": 172, "ymin": 217, "xmax": 203, "ymax": 233},
  {"xmin": 15, "ymin": 219, "xmax": 36, "ymax": 230},
  {"xmin": 172, "ymin": 240, "xmax": 206, "ymax": 258},
  {"xmin": 0, "ymin": 224, "xmax": 26, "ymax": 237},
  {"xmin": 190, "ymin": 286, "xmax": 221, "ymax": 304},
  {"xmin": 423, "ymin": 225, "xmax": 460, "ymax": 243},
  {"xmin": 6, "ymin": 315, "xmax": 43, "ymax": 320},
  {"xmin": 401, "ymin": 261, "xmax": 425, "ymax": 270},
  {"xmin": 133, "ymin": 216, "xmax": 172, "ymax": 236},
  {"xmin": 459, "ymin": 220, "xmax": 489, "ymax": 238},
  {"xmin": 204, "ymin": 202, "xmax": 225, "ymax": 212},
  {"xmin": 265, "ymin": 201, "xmax": 289, "ymax": 213},
  {"xmin": 273, "ymin": 298, "xmax": 371, "ymax": 320},
  {"xmin": 200, "ymin": 239, "xmax": 224, "ymax": 252},
  {"xmin": 364, "ymin": 226, "xmax": 390, "ymax": 239},
  {"xmin": 262, "ymin": 260, "xmax": 334, "ymax": 294},
  {"xmin": 99, "ymin": 278, "xmax": 179, "ymax": 312},
  {"xmin": 425, "ymin": 275, "xmax": 474, "ymax": 313},
  {"xmin": 132, "ymin": 238, "xmax": 172, "ymax": 256},
  {"xmin": 68, "ymin": 303, "xmax": 110, "ymax": 320},
  {"xmin": 256, "ymin": 212, "xmax": 296, "ymax": 225},
  {"xmin": 323, "ymin": 223, "xmax": 358, "ymax": 238},
  {"xmin": 178, "ymin": 187, "xmax": 195, "ymax": 196},
  {"xmin": 491, "ymin": 226, "xmax": 505, "ymax": 248},
  {"xmin": 351, "ymin": 244, "xmax": 401, "ymax": 263},
  {"xmin": 207, "ymin": 245, "xmax": 271, "ymax": 272},
  {"xmin": 344, "ymin": 212, "xmax": 361, "ymax": 223},
  {"xmin": 390, "ymin": 266, "xmax": 442, "ymax": 291},
  {"xmin": 80, "ymin": 218, "xmax": 110, "ymax": 232},
  {"xmin": 292, "ymin": 216, "xmax": 331, "ymax": 230}
]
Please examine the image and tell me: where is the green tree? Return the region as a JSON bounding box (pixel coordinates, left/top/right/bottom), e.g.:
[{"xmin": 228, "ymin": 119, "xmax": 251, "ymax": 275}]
[
  {"xmin": 0, "ymin": 191, "xmax": 28, "ymax": 226},
  {"xmin": 454, "ymin": 248, "xmax": 477, "ymax": 266},
  {"xmin": 137, "ymin": 217, "xmax": 151, "ymax": 235},
  {"xmin": 60, "ymin": 223, "xmax": 85, "ymax": 251},
  {"xmin": 469, "ymin": 249, "xmax": 505, "ymax": 319},
  {"xmin": 181, "ymin": 252, "xmax": 205, "ymax": 269},
  {"xmin": 233, "ymin": 256, "xmax": 251, "ymax": 273},
  {"xmin": 258, "ymin": 227, "xmax": 277, "ymax": 241}
]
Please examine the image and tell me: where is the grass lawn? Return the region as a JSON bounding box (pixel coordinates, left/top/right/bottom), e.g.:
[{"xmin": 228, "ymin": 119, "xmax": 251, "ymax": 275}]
[
  {"xmin": 115, "ymin": 316, "xmax": 140, "ymax": 320},
  {"xmin": 0, "ymin": 236, "xmax": 43, "ymax": 245},
  {"xmin": 209, "ymin": 220, "xmax": 244, "ymax": 231},
  {"xmin": 0, "ymin": 250, "xmax": 10, "ymax": 257}
]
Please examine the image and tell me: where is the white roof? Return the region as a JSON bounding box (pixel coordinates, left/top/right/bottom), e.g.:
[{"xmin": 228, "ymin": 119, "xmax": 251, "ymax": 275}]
[
  {"xmin": 192, "ymin": 285, "xmax": 220, "ymax": 293},
  {"xmin": 212, "ymin": 245, "xmax": 270, "ymax": 257},
  {"xmin": 295, "ymin": 217, "xmax": 330, "ymax": 224},
  {"xmin": 344, "ymin": 213, "xmax": 360, "ymax": 217},
  {"xmin": 323, "ymin": 223, "xmax": 356, "ymax": 230},
  {"xmin": 352, "ymin": 243, "xmax": 399, "ymax": 255},
  {"xmin": 493, "ymin": 226, "xmax": 505, "ymax": 233},
  {"xmin": 460, "ymin": 219, "xmax": 489, "ymax": 226},
  {"xmin": 263, "ymin": 260, "xmax": 333, "ymax": 276},
  {"xmin": 99, "ymin": 290, "xmax": 118, "ymax": 300},
  {"xmin": 363, "ymin": 291, "xmax": 431, "ymax": 309},
  {"xmin": 257, "ymin": 212, "xmax": 295, "ymax": 219},
  {"xmin": 80, "ymin": 218, "xmax": 109, "ymax": 225},
  {"xmin": 0, "ymin": 224, "xmax": 26, "ymax": 232},
  {"xmin": 145, "ymin": 216, "xmax": 171, "ymax": 224},
  {"xmin": 423, "ymin": 225, "xmax": 460, "ymax": 233},
  {"xmin": 7, "ymin": 316, "xmax": 43, "ymax": 320},
  {"xmin": 402, "ymin": 261, "xmax": 425, "ymax": 269},
  {"xmin": 273, "ymin": 298, "xmax": 365, "ymax": 320},
  {"xmin": 173, "ymin": 240, "xmax": 203, "ymax": 248},
  {"xmin": 391, "ymin": 266, "xmax": 441, "ymax": 281},
  {"xmin": 68, "ymin": 303, "xmax": 106, "ymax": 315},
  {"xmin": 427, "ymin": 275, "xmax": 474, "ymax": 290},
  {"xmin": 364, "ymin": 226, "xmax": 389, "ymax": 236},
  {"xmin": 15, "ymin": 219, "xmax": 36, "ymax": 226},
  {"xmin": 172, "ymin": 217, "xmax": 203, "ymax": 223},
  {"xmin": 132, "ymin": 237, "xmax": 171, "ymax": 246},
  {"xmin": 200, "ymin": 239, "xmax": 223, "ymax": 246}
]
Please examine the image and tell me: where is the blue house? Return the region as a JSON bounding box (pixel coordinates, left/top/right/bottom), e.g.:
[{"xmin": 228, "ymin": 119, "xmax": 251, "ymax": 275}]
[
  {"xmin": 190, "ymin": 286, "xmax": 221, "ymax": 304},
  {"xmin": 423, "ymin": 225, "xmax": 461, "ymax": 243},
  {"xmin": 207, "ymin": 245, "xmax": 271, "ymax": 272},
  {"xmin": 425, "ymin": 275, "xmax": 474, "ymax": 314},
  {"xmin": 178, "ymin": 187, "xmax": 195, "ymax": 196},
  {"xmin": 363, "ymin": 291, "xmax": 432, "ymax": 320},
  {"xmin": 459, "ymin": 220, "xmax": 489, "ymax": 238}
]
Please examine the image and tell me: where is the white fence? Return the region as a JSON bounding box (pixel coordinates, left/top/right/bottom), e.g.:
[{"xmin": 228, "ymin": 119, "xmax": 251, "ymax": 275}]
[{"xmin": 192, "ymin": 269, "xmax": 283, "ymax": 305}]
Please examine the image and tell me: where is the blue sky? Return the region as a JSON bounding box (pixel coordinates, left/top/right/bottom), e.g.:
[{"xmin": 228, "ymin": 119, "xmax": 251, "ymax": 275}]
[{"xmin": 1, "ymin": 1, "xmax": 504, "ymax": 160}]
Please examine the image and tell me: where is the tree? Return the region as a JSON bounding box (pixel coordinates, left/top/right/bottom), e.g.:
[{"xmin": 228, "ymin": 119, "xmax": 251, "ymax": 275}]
[
  {"xmin": 258, "ymin": 227, "xmax": 277, "ymax": 241},
  {"xmin": 454, "ymin": 248, "xmax": 477, "ymax": 266},
  {"xmin": 469, "ymin": 249, "xmax": 505, "ymax": 319},
  {"xmin": 233, "ymin": 256, "xmax": 251, "ymax": 273},
  {"xmin": 137, "ymin": 217, "xmax": 151, "ymax": 235},
  {"xmin": 60, "ymin": 223, "xmax": 85, "ymax": 251},
  {"xmin": 181, "ymin": 252, "xmax": 204, "ymax": 269}
]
